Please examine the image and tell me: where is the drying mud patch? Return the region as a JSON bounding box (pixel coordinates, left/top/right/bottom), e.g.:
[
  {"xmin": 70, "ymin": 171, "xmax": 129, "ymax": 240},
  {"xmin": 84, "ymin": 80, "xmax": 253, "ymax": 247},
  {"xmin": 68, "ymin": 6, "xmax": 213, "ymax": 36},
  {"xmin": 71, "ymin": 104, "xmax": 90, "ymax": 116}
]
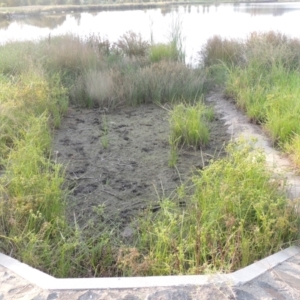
[{"xmin": 52, "ymin": 103, "xmax": 229, "ymax": 229}]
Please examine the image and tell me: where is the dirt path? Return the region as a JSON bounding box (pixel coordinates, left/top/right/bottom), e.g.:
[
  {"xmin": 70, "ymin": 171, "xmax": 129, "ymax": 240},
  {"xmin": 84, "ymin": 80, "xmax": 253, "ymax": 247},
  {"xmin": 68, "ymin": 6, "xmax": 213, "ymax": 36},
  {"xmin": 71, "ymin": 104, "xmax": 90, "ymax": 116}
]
[{"xmin": 52, "ymin": 103, "xmax": 229, "ymax": 230}]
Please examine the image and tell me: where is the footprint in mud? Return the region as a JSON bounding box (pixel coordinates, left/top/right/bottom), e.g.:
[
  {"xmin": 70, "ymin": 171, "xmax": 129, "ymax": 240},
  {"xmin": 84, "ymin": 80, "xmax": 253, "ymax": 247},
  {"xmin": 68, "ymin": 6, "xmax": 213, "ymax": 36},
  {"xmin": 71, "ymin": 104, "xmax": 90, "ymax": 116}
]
[
  {"xmin": 74, "ymin": 183, "xmax": 98, "ymax": 195},
  {"xmin": 141, "ymin": 147, "xmax": 152, "ymax": 152},
  {"xmin": 71, "ymin": 168, "xmax": 87, "ymax": 178},
  {"xmin": 76, "ymin": 118, "xmax": 85, "ymax": 124},
  {"xmin": 92, "ymin": 118, "xmax": 100, "ymax": 125},
  {"xmin": 115, "ymin": 124, "xmax": 128, "ymax": 129},
  {"xmin": 91, "ymin": 135, "xmax": 101, "ymax": 144},
  {"xmin": 74, "ymin": 145, "xmax": 85, "ymax": 157},
  {"xmin": 59, "ymin": 137, "xmax": 70, "ymax": 146}
]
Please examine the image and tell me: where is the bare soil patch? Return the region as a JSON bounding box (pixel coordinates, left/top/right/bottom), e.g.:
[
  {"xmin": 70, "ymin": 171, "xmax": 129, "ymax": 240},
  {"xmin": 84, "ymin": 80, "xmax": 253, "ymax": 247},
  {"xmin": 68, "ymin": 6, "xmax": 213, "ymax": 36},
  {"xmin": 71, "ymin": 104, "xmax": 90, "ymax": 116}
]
[{"xmin": 52, "ymin": 103, "xmax": 229, "ymax": 230}]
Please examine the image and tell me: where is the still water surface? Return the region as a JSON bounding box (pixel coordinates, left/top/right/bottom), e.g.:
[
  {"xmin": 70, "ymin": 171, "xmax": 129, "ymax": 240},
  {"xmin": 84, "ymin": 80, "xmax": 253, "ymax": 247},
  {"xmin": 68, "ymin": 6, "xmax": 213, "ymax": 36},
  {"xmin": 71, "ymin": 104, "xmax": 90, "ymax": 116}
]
[{"xmin": 1, "ymin": 2, "xmax": 300, "ymax": 64}]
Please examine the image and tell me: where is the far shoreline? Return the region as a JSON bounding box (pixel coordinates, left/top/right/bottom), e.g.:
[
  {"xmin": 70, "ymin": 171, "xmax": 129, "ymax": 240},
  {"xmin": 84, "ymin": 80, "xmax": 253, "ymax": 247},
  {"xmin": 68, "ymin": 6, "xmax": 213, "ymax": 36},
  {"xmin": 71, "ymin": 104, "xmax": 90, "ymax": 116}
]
[{"xmin": 0, "ymin": 0, "xmax": 294, "ymax": 19}]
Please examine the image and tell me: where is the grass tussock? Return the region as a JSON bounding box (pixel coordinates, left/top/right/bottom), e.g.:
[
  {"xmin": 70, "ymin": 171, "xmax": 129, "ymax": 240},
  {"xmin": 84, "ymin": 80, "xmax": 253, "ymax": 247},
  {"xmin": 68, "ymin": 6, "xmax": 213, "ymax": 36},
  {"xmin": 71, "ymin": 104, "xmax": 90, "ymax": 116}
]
[
  {"xmin": 118, "ymin": 140, "xmax": 300, "ymax": 276},
  {"xmin": 169, "ymin": 101, "xmax": 213, "ymax": 149},
  {"xmin": 168, "ymin": 101, "xmax": 213, "ymax": 167},
  {"xmin": 149, "ymin": 42, "xmax": 180, "ymax": 63}
]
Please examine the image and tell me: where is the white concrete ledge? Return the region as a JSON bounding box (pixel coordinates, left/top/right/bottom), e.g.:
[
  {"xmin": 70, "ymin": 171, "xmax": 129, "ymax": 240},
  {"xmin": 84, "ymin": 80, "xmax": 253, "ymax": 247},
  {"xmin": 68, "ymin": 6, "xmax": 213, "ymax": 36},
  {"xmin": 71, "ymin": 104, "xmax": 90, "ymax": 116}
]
[
  {"xmin": 0, "ymin": 253, "xmax": 56, "ymax": 289},
  {"xmin": 229, "ymin": 246, "xmax": 300, "ymax": 286},
  {"xmin": 0, "ymin": 246, "xmax": 299, "ymax": 290}
]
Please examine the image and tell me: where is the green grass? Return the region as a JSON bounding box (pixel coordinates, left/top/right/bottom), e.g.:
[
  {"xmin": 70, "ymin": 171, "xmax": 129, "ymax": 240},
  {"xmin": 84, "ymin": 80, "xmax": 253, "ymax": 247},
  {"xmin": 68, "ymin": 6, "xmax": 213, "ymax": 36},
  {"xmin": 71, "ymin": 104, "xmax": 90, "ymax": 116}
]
[
  {"xmin": 118, "ymin": 139, "xmax": 300, "ymax": 276},
  {"xmin": 225, "ymin": 60, "xmax": 300, "ymax": 147},
  {"xmin": 149, "ymin": 42, "xmax": 179, "ymax": 63},
  {"xmin": 169, "ymin": 101, "xmax": 213, "ymax": 149},
  {"xmin": 201, "ymin": 32, "xmax": 300, "ymax": 167}
]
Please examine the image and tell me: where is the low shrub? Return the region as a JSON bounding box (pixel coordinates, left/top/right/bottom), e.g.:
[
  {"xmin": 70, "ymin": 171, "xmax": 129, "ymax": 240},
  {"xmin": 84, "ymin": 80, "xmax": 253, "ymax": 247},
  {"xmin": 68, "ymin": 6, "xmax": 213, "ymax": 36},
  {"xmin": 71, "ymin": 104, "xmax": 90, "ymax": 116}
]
[
  {"xmin": 71, "ymin": 60, "xmax": 205, "ymax": 107},
  {"xmin": 199, "ymin": 35, "xmax": 243, "ymax": 68},
  {"xmin": 122, "ymin": 61, "xmax": 205, "ymax": 105},
  {"xmin": 115, "ymin": 31, "xmax": 149, "ymax": 58},
  {"xmin": 246, "ymin": 31, "xmax": 300, "ymax": 71}
]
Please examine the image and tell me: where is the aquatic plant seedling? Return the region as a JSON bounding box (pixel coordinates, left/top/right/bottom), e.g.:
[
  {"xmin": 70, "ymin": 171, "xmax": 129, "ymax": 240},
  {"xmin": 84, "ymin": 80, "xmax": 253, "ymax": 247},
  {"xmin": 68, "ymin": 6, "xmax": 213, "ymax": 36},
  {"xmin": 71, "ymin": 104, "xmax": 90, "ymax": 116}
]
[
  {"xmin": 168, "ymin": 136, "xmax": 179, "ymax": 168},
  {"xmin": 101, "ymin": 114, "xmax": 109, "ymax": 149}
]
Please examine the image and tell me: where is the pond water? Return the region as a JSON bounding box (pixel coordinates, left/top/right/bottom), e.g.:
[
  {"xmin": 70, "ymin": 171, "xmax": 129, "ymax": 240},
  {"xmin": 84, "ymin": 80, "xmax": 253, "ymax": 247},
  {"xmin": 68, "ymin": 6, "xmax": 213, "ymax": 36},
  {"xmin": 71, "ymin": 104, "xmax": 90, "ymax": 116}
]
[{"xmin": 1, "ymin": 2, "xmax": 300, "ymax": 64}]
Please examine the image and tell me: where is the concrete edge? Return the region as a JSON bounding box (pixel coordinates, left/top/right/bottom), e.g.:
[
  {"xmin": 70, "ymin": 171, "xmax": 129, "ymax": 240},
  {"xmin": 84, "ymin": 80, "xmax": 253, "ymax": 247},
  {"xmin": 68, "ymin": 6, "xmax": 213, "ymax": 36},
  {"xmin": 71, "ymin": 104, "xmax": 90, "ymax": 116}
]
[
  {"xmin": 0, "ymin": 253, "xmax": 56, "ymax": 290},
  {"xmin": 0, "ymin": 246, "xmax": 299, "ymax": 290},
  {"xmin": 229, "ymin": 245, "xmax": 300, "ymax": 286}
]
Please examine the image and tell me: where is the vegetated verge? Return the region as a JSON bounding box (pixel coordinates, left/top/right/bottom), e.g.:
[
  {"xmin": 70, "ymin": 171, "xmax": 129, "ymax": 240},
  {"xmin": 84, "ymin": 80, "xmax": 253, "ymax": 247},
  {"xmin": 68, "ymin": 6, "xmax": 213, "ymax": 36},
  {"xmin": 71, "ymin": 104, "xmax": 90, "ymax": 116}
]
[
  {"xmin": 0, "ymin": 30, "xmax": 299, "ymax": 278},
  {"xmin": 201, "ymin": 31, "xmax": 300, "ymax": 168}
]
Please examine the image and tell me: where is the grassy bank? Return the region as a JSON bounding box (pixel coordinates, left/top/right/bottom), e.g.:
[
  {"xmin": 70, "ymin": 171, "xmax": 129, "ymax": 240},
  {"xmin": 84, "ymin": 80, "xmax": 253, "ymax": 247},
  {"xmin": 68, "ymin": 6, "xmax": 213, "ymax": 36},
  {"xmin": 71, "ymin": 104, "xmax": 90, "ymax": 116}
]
[
  {"xmin": 0, "ymin": 31, "xmax": 299, "ymax": 277},
  {"xmin": 201, "ymin": 32, "xmax": 300, "ymax": 168}
]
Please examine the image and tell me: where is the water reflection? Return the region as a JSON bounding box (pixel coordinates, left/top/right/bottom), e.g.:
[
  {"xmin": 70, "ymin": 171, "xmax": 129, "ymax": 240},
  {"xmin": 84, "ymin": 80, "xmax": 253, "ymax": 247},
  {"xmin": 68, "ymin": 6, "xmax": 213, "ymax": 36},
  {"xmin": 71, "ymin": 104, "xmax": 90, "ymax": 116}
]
[
  {"xmin": 160, "ymin": 6, "xmax": 172, "ymax": 16},
  {"xmin": 0, "ymin": 14, "xmax": 67, "ymax": 29},
  {"xmin": 233, "ymin": 3, "xmax": 300, "ymax": 16},
  {"xmin": 0, "ymin": 19, "xmax": 10, "ymax": 29},
  {"xmin": 23, "ymin": 15, "xmax": 67, "ymax": 29}
]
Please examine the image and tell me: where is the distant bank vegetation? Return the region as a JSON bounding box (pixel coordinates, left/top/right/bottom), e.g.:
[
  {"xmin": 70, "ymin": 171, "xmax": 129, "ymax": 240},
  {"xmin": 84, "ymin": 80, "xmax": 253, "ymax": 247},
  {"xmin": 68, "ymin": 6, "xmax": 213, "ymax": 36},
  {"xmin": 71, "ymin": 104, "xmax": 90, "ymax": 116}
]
[
  {"xmin": 0, "ymin": 0, "xmax": 212, "ymax": 7},
  {"xmin": 0, "ymin": 0, "xmax": 280, "ymax": 9}
]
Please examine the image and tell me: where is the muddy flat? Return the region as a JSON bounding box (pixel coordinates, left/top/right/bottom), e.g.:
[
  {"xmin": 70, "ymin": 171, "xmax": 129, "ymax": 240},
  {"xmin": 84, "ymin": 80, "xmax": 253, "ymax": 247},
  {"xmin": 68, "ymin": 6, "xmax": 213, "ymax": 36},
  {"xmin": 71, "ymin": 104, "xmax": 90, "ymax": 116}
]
[{"xmin": 52, "ymin": 103, "xmax": 229, "ymax": 229}]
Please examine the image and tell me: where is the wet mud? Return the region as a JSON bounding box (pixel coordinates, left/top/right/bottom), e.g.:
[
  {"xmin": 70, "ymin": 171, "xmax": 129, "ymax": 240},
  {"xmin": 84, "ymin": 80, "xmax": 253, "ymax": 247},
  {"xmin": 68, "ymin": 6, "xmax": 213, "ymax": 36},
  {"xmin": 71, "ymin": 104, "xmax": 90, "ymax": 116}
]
[{"xmin": 52, "ymin": 103, "xmax": 230, "ymax": 229}]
